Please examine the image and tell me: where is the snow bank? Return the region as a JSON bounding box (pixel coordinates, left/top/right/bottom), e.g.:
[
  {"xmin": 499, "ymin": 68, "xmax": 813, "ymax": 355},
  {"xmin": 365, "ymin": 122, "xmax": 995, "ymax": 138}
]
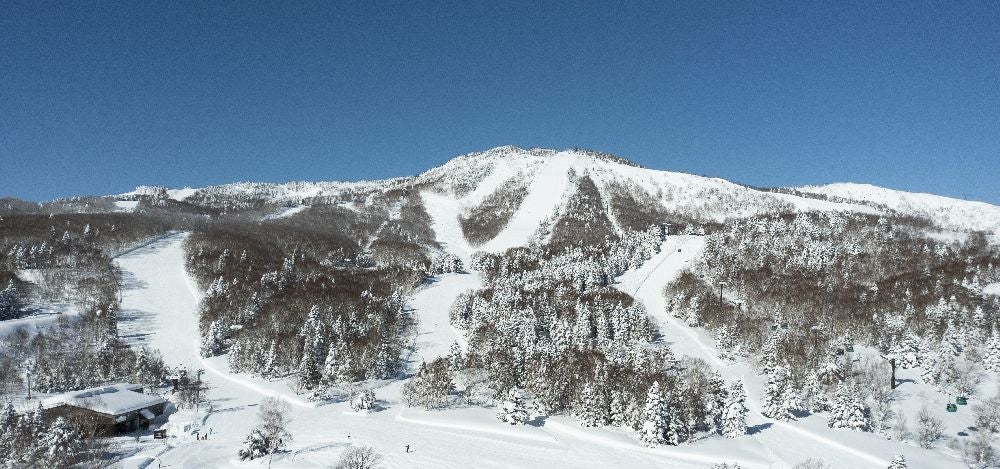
[{"xmin": 260, "ymin": 205, "xmax": 308, "ymax": 220}]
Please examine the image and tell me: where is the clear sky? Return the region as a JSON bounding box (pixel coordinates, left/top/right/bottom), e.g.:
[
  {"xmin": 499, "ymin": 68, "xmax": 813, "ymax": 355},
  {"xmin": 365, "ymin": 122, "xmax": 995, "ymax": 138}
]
[{"xmin": 2, "ymin": 1, "xmax": 998, "ymax": 203}]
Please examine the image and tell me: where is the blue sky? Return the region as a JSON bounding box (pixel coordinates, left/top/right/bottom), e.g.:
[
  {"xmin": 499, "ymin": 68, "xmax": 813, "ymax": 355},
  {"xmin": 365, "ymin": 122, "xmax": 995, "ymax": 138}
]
[{"xmin": 2, "ymin": 1, "xmax": 998, "ymax": 203}]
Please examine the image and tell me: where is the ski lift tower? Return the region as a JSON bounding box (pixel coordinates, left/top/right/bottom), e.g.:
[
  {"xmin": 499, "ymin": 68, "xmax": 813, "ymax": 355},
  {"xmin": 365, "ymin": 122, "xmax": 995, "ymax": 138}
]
[{"xmin": 879, "ymin": 352, "xmax": 898, "ymax": 390}]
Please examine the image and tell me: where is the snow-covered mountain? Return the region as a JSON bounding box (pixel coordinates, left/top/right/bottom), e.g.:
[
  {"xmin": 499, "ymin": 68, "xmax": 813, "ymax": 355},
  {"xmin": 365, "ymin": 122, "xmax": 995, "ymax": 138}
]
[
  {"xmin": 120, "ymin": 146, "xmax": 999, "ymax": 244},
  {"xmin": 6, "ymin": 146, "xmax": 1000, "ymax": 469}
]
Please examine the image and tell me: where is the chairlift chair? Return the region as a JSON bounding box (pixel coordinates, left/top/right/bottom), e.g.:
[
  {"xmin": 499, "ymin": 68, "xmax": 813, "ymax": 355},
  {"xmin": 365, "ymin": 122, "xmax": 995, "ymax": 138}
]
[
  {"xmin": 947, "ymin": 403, "xmax": 958, "ymax": 412},
  {"xmin": 957, "ymin": 396, "xmax": 968, "ymax": 405}
]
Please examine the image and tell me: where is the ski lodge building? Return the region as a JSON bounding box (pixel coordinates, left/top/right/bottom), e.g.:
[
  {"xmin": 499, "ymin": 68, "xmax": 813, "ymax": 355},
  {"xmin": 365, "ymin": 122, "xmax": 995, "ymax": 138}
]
[{"xmin": 42, "ymin": 383, "xmax": 167, "ymax": 434}]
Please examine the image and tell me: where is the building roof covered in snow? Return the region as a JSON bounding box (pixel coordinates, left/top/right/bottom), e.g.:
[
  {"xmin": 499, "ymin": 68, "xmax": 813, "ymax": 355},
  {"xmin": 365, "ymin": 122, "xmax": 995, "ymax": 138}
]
[{"xmin": 42, "ymin": 383, "xmax": 166, "ymax": 416}]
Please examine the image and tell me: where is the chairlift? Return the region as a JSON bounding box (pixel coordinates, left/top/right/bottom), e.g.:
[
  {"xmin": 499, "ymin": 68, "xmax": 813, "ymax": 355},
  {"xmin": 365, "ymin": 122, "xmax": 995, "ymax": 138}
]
[
  {"xmin": 947, "ymin": 403, "xmax": 958, "ymax": 413},
  {"xmin": 771, "ymin": 324, "xmax": 779, "ymax": 331},
  {"xmin": 845, "ymin": 344, "xmax": 855, "ymax": 353},
  {"xmin": 836, "ymin": 348, "xmax": 845, "ymax": 356},
  {"xmin": 957, "ymin": 396, "xmax": 968, "ymax": 406},
  {"xmin": 780, "ymin": 321, "xmax": 789, "ymax": 329}
]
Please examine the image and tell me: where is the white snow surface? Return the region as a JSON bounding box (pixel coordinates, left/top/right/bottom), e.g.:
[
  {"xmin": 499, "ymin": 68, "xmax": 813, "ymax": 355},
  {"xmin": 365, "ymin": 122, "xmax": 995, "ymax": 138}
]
[
  {"xmin": 408, "ymin": 273, "xmax": 480, "ymax": 358},
  {"xmin": 114, "ymin": 200, "xmax": 139, "ymax": 212},
  {"xmin": 800, "ymin": 182, "xmax": 1000, "ymax": 233},
  {"xmin": 984, "ymin": 282, "xmax": 1000, "ymax": 296},
  {"xmin": 167, "ymin": 187, "xmax": 198, "ymax": 201},
  {"xmin": 114, "ymin": 233, "xmax": 790, "ymax": 468},
  {"xmin": 614, "ymin": 235, "xmax": 966, "ymax": 468},
  {"xmin": 260, "ymin": 205, "xmax": 308, "ymax": 220},
  {"xmin": 107, "ymin": 230, "xmax": 974, "ymax": 468}
]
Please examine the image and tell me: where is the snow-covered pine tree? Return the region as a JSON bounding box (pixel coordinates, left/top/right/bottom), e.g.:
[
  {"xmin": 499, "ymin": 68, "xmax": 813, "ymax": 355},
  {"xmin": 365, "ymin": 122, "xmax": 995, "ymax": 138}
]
[
  {"xmin": 238, "ymin": 428, "xmax": 270, "ymax": 460},
  {"xmin": 447, "ymin": 341, "xmax": 463, "ymax": 370},
  {"xmin": 941, "ymin": 320, "xmax": 964, "ymax": 356},
  {"xmin": 803, "ymin": 370, "xmax": 827, "ymax": 413},
  {"xmin": 40, "ymin": 417, "xmax": 84, "ymax": 468},
  {"xmin": 350, "ymin": 389, "xmax": 377, "ymax": 412},
  {"xmin": 575, "ymin": 383, "xmax": 609, "ymax": 427},
  {"xmin": 708, "ymin": 372, "xmax": 728, "ymax": 433},
  {"xmin": 263, "ymin": 340, "xmax": 279, "ymax": 377},
  {"xmin": 0, "ymin": 281, "xmax": 23, "ymax": 321},
  {"xmin": 984, "ymin": 326, "xmax": 1000, "ymax": 373},
  {"xmin": 887, "ymin": 454, "xmax": 907, "ymax": 469},
  {"xmin": 665, "ymin": 404, "xmax": 683, "ymax": 445},
  {"xmin": 762, "ymin": 365, "xmax": 796, "ymax": 421},
  {"xmin": 721, "ymin": 381, "xmax": 749, "ymax": 438},
  {"xmin": 0, "ymin": 400, "xmax": 16, "ymax": 460},
  {"xmin": 201, "ymin": 320, "xmax": 228, "ymax": 357},
  {"xmin": 639, "ymin": 382, "xmax": 667, "ymax": 446},
  {"xmin": 497, "ymin": 388, "xmax": 530, "ymax": 425},
  {"xmin": 608, "ymin": 389, "xmax": 632, "ymax": 428},
  {"xmin": 322, "ymin": 344, "xmax": 339, "ymax": 384},
  {"xmin": 572, "ymin": 301, "xmax": 593, "ymax": 349},
  {"xmin": 827, "ymin": 382, "xmax": 870, "ymax": 432}
]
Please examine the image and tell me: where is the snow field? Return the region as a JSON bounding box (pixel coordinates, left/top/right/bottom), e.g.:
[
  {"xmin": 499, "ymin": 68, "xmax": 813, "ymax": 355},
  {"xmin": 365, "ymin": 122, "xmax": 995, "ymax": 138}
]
[
  {"xmin": 615, "ymin": 235, "xmax": 971, "ymax": 468},
  {"xmin": 117, "ymin": 234, "xmax": 747, "ymax": 468}
]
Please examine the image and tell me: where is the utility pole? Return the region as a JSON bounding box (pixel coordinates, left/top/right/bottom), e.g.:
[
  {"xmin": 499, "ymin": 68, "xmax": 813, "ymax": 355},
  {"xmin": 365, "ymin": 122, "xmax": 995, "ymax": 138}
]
[
  {"xmin": 25, "ymin": 369, "xmax": 31, "ymax": 400},
  {"xmin": 889, "ymin": 358, "xmax": 897, "ymax": 390},
  {"xmin": 718, "ymin": 282, "xmax": 727, "ymax": 305},
  {"xmin": 195, "ymin": 369, "xmax": 205, "ymax": 412}
]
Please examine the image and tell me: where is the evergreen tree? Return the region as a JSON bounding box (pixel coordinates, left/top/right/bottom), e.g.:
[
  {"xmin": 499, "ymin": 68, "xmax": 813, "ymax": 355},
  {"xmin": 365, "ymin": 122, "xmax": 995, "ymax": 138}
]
[
  {"xmin": 984, "ymin": 327, "xmax": 1000, "ymax": 373},
  {"xmin": 721, "ymin": 381, "xmax": 749, "ymax": 438},
  {"xmin": 762, "ymin": 365, "xmax": 796, "ymax": 421},
  {"xmin": 805, "ymin": 370, "xmax": 831, "ymax": 413},
  {"xmin": 575, "ymin": 383, "xmax": 609, "ymax": 427},
  {"xmin": 0, "ymin": 281, "xmax": 23, "ymax": 321},
  {"xmin": 40, "ymin": 417, "xmax": 84, "ymax": 468},
  {"xmin": 0, "ymin": 400, "xmax": 17, "ymax": 462},
  {"xmin": 201, "ymin": 320, "xmax": 228, "ymax": 357},
  {"xmin": 322, "ymin": 344, "xmax": 340, "ymax": 384},
  {"xmin": 665, "ymin": 404, "xmax": 683, "ymax": 445},
  {"xmin": 608, "ymin": 390, "xmax": 631, "ymax": 428},
  {"xmin": 887, "ymin": 454, "xmax": 907, "ymax": 469},
  {"xmin": 639, "ymin": 382, "xmax": 667, "ymax": 446},
  {"xmin": 497, "ymin": 388, "xmax": 530, "ymax": 425},
  {"xmin": 708, "ymin": 372, "xmax": 728, "ymax": 432},
  {"xmin": 238, "ymin": 428, "xmax": 271, "ymax": 460},
  {"xmin": 447, "ymin": 341, "xmax": 463, "ymax": 370},
  {"xmin": 828, "ymin": 382, "xmax": 870, "ymax": 431},
  {"xmin": 263, "ymin": 340, "xmax": 279, "ymax": 377},
  {"xmin": 350, "ymin": 389, "xmax": 377, "ymax": 412}
]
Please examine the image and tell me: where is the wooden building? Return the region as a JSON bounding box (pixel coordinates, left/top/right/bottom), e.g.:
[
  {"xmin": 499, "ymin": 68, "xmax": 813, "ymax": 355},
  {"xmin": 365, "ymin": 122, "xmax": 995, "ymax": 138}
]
[{"xmin": 42, "ymin": 383, "xmax": 167, "ymax": 435}]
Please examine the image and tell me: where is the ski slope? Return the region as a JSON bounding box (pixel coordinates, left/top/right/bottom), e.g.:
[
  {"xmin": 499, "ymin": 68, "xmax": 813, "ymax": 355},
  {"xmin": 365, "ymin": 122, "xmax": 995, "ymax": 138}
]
[
  {"xmin": 407, "ymin": 272, "xmax": 481, "ymax": 359},
  {"xmin": 114, "ymin": 233, "xmax": 786, "ymax": 469},
  {"xmin": 615, "ymin": 235, "xmax": 968, "ymax": 469},
  {"xmin": 479, "ymin": 153, "xmax": 577, "ymax": 253}
]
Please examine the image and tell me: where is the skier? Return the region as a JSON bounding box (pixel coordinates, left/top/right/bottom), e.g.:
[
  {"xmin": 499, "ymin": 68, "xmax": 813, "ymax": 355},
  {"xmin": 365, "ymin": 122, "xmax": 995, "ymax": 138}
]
[{"xmin": 405, "ymin": 444, "xmax": 410, "ymax": 453}]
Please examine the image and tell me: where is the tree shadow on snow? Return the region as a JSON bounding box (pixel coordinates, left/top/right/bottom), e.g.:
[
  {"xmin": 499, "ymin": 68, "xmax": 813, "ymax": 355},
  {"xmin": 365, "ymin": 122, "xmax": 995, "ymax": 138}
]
[
  {"xmin": 747, "ymin": 422, "xmax": 773, "ymax": 435},
  {"xmin": 526, "ymin": 415, "xmax": 549, "ymax": 427}
]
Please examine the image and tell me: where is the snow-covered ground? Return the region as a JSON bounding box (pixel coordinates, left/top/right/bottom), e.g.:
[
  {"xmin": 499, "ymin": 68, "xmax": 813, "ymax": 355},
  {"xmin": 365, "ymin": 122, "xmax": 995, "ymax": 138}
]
[
  {"xmin": 616, "ymin": 236, "xmax": 973, "ymax": 468},
  {"xmin": 0, "ymin": 270, "xmax": 80, "ymax": 338},
  {"xmin": 260, "ymin": 205, "xmax": 308, "ymax": 220},
  {"xmin": 983, "ymin": 282, "xmax": 1000, "ymax": 296},
  {"xmin": 0, "ymin": 307, "xmax": 77, "ymax": 339},
  {"xmin": 108, "ymin": 231, "xmax": 972, "ymax": 469},
  {"xmin": 115, "ymin": 233, "xmax": 793, "ymax": 468},
  {"xmin": 800, "ymin": 182, "xmax": 1000, "ymax": 234},
  {"xmin": 114, "ymin": 200, "xmax": 140, "ymax": 212}
]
